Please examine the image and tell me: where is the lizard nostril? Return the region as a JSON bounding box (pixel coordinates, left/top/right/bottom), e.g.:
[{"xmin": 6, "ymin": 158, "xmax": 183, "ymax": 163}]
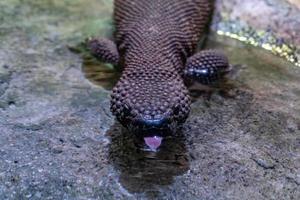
[
  {"xmin": 173, "ymin": 105, "xmax": 180, "ymax": 116},
  {"xmin": 123, "ymin": 104, "xmax": 132, "ymax": 116}
]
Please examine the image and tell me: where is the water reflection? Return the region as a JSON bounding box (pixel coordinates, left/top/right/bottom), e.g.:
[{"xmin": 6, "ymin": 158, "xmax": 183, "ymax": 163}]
[
  {"xmin": 69, "ymin": 42, "xmax": 121, "ymax": 90},
  {"xmin": 187, "ymin": 76, "xmax": 239, "ymax": 103},
  {"xmin": 107, "ymin": 124, "xmax": 189, "ymax": 193},
  {"xmin": 82, "ymin": 58, "xmax": 120, "ymax": 90}
]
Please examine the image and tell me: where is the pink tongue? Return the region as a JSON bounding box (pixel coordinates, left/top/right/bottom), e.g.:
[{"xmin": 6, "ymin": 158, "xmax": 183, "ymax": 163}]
[{"xmin": 144, "ymin": 136, "xmax": 163, "ymax": 151}]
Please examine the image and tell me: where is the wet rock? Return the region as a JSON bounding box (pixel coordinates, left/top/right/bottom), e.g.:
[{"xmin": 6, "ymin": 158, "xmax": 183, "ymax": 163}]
[
  {"xmin": 214, "ymin": 0, "xmax": 300, "ymax": 47},
  {"xmin": 0, "ymin": 0, "xmax": 299, "ymax": 200}
]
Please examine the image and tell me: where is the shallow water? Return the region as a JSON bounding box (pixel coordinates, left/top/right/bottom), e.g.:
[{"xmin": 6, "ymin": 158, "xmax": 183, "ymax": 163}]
[
  {"xmin": 83, "ymin": 34, "xmax": 300, "ymax": 120},
  {"xmin": 82, "ymin": 33, "xmax": 300, "ymax": 197},
  {"xmin": 0, "ymin": 0, "xmax": 300, "ymax": 199},
  {"xmin": 107, "ymin": 124, "xmax": 189, "ymax": 195}
]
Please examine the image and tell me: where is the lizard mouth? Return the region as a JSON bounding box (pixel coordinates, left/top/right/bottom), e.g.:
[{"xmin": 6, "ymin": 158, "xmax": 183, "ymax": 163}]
[{"xmin": 144, "ymin": 136, "xmax": 163, "ymax": 151}]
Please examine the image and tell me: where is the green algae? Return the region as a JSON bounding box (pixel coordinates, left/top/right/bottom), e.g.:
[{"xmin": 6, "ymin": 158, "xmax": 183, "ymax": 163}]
[
  {"xmin": 0, "ymin": 0, "xmax": 114, "ymax": 44},
  {"xmin": 216, "ymin": 20, "xmax": 300, "ymax": 67}
]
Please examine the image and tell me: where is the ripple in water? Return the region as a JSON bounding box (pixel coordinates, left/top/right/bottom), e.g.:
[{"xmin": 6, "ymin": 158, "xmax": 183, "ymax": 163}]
[{"xmin": 107, "ymin": 124, "xmax": 189, "ymax": 194}]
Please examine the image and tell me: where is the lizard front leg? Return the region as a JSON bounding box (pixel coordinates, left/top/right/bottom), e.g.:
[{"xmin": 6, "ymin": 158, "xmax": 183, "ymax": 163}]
[
  {"xmin": 87, "ymin": 38, "xmax": 120, "ymax": 65},
  {"xmin": 184, "ymin": 50, "xmax": 231, "ymax": 85}
]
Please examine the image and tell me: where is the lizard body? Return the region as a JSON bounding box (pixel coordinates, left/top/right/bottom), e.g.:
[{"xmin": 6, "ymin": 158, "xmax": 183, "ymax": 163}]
[{"xmin": 88, "ymin": 0, "xmax": 229, "ymax": 136}]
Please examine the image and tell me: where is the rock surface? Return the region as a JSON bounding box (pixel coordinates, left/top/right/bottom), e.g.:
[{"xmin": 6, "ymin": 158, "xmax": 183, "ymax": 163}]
[
  {"xmin": 214, "ymin": 0, "xmax": 300, "ymax": 47},
  {"xmin": 0, "ymin": 0, "xmax": 299, "ymax": 199}
]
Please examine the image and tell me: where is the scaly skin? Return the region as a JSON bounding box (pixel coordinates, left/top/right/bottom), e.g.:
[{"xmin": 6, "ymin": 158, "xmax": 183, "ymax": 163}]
[{"xmin": 88, "ymin": 0, "xmax": 230, "ymax": 135}]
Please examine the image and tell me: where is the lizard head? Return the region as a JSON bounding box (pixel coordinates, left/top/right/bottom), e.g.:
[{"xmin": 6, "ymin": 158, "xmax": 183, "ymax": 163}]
[{"xmin": 110, "ymin": 68, "xmax": 191, "ymax": 136}]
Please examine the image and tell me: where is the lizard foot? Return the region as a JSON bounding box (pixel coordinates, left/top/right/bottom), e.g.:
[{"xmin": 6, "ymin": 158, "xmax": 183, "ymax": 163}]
[{"xmin": 184, "ymin": 50, "xmax": 231, "ymax": 85}]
